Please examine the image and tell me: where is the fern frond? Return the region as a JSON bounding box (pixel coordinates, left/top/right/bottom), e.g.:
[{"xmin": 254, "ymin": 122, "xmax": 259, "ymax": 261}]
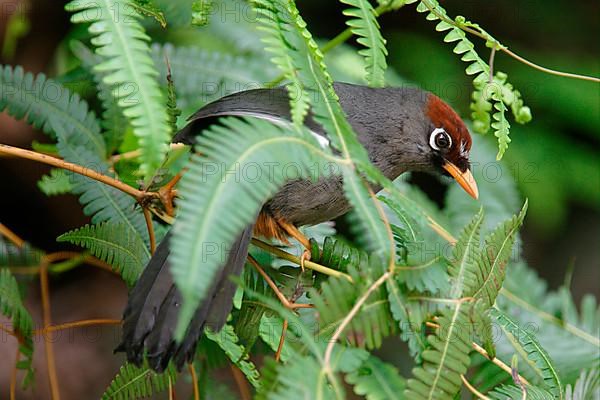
[
  {"xmin": 468, "ymin": 200, "xmax": 528, "ymax": 307},
  {"xmin": 447, "ymin": 207, "xmax": 484, "ymax": 298},
  {"xmin": 253, "ymin": 0, "xmax": 311, "ymax": 126},
  {"xmin": 492, "ymin": 308, "xmax": 563, "ymax": 398},
  {"xmin": 191, "ymin": 0, "xmax": 212, "ymax": 26},
  {"xmin": 565, "ymin": 368, "xmax": 599, "ymax": 400},
  {"xmin": 405, "ymin": 300, "xmax": 473, "ymax": 399},
  {"xmin": 0, "ymin": 269, "xmax": 35, "ymax": 387},
  {"xmin": 0, "ymin": 64, "xmax": 105, "ymax": 156},
  {"xmin": 66, "ymin": 0, "xmax": 171, "ymax": 178},
  {"xmin": 340, "ymin": 0, "xmax": 388, "ymax": 87},
  {"xmin": 491, "ymin": 98, "xmax": 511, "ymax": 160},
  {"xmin": 58, "ymin": 222, "xmax": 149, "ymax": 287},
  {"xmin": 151, "ymin": 43, "xmax": 276, "ymax": 110},
  {"xmin": 311, "ymin": 262, "xmax": 394, "ymax": 349},
  {"xmin": 101, "ymin": 361, "xmax": 177, "ymax": 400},
  {"xmin": 205, "ymin": 324, "xmax": 261, "ymax": 389},
  {"xmin": 37, "ymin": 168, "xmax": 73, "ymax": 196},
  {"xmin": 489, "ymin": 384, "xmax": 554, "ymax": 400},
  {"xmin": 0, "ymin": 236, "xmax": 43, "ymax": 268},
  {"xmin": 346, "ymin": 355, "xmax": 407, "ymax": 399},
  {"xmin": 171, "ymin": 117, "xmax": 329, "ymax": 338},
  {"xmin": 264, "ymin": 355, "xmax": 337, "ymax": 399},
  {"xmin": 70, "ymin": 40, "xmax": 128, "ymax": 154}
]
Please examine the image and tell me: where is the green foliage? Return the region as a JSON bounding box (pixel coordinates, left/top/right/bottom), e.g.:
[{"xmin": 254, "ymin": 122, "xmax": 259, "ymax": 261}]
[
  {"xmin": 492, "ymin": 308, "xmax": 563, "ymax": 397},
  {"xmin": 405, "ymin": 300, "xmax": 473, "ymax": 399},
  {"xmin": 340, "ymin": 0, "xmax": 388, "ymax": 87},
  {"xmin": 101, "ymin": 361, "xmax": 177, "ymax": 400},
  {"xmin": 66, "ymin": 0, "xmax": 171, "ymax": 178},
  {"xmin": 205, "ymin": 324, "xmax": 262, "ymax": 389},
  {"xmin": 346, "ymin": 355, "xmax": 407, "ymax": 399},
  {"xmin": 57, "ymin": 222, "xmax": 149, "ymax": 287},
  {"xmin": 37, "ymin": 169, "xmax": 73, "ymax": 196}
]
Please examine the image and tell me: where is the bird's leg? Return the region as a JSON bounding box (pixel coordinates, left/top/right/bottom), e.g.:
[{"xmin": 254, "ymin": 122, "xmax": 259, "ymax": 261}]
[{"xmin": 276, "ymin": 219, "xmax": 312, "ymax": 272}]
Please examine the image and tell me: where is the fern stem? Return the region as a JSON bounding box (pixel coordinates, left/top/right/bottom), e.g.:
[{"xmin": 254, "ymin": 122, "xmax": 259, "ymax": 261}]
[
  {"xmin": 471, "ymin": 342, "xmax": 531, "ymax": 386},
  {"xmin": 187, "ymin": 363, "xmax": 200, "ymax": 400},
  {"xmin": 250, "ymin": 238, "xmax": 353, "ymax": 282},
  {"xmin": 420, "ymin": 0, "xmax": 600, "ymax": 83},
  {"xmin": 0, "ymin": 144, "xmax": 156, "ymax": 202},
  {"xmin": 461, "ymin": 374, "xmax": 491, "ymax": 400},
  {"xmin": 9, "ymin": 346, "xmax": 19, "ymax": 400},
  {"xmin": 230, "ymin": 364, "xmax": 252, "ymax": 400},
  {"xmin": 142, "ymin": 207, "xmax": 157, "ymax": 254},
  {"xmin": 0, "ymin": 223, "xmax": 25, "ymax": 248},
  {"xmin": 33, "ymin": 319, "xmax": 121, "ymax": 335},
  {"xmin": 322, "ymin": 270, "xmax": 392, "ymax": 375},
  {"xmin": 39, "ymin": 261, "xmax": 61, "ymax": 400}
]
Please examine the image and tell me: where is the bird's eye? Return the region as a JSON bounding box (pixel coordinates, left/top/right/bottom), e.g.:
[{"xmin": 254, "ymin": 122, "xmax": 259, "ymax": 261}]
[{"xmin": 429, "ymin": 128, "xmax": 452, "ymax": 151}]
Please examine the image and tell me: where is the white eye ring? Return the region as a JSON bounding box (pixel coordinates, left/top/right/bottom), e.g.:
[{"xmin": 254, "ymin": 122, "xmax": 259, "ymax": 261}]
[{"xmin": 429, "ymin": 127, "xmax": 452, "ymax": 151}]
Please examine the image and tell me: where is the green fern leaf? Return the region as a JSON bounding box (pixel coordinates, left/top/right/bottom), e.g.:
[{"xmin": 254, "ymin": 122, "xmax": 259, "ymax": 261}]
[
  {"xmin": 405, "ymin": 301, "xmax": 473, "ymax": 400},
  {"xmin": 346, "ymin": 355, "xmax": 406, "ymax": 399},
  {"xmin": 101, "ymin": 361, "xmax": 177, "ymax": 400},
  {"xmin": 468, "ymin": 200, "xmax": 528, "ymax": 307},
  {"xmin": 491, "ymin": 99, "xmax": 511, "ymax": 160},
  {"xmin": 171, "ymin": 117, "xmax": 329, "ymax": 338},
  {"xmin": 57, "ymin": 222, "xmax": 149, "ymax": 287},
  {"xmin": 265, "ymin": 355, "xmax": 337, "ymax": 399},
  {"xmin": 491, "ymin": 308, "xmax": 563, "ymax": 398},
  {"xmin": 151, "ymin": 43, "xmax": 277, "ymax": 110},
  {"xmin": 37, "ymin": 168, "xmax": 73, "ymax": 196},
  {"xmin": 191, "ymin": 0, "xmax": 211, "ymax": 26},
  {"xmin": 0, "ymin": 64, "xmax": 105, "ymax": 156},
  {"xmin": 70, "ymin": 40, "xmax": 128, "ymax": 154},
  {"xmin": 447, "ymin": 207, "xmax": 484, "ymax": 298},
  {"xmin": 340, "ymin": 0, "xmax": 388, "ymax": 87},
  {"xmin": 205, "ymin": 324, "xmax": 261, "ymax": 389},
  {"xmin": 66, "ymin": 0, "xmax": 171, "ymax": 178},
  {"xmin": 565, "ymin": 368, "xmax": 599, "ymax": 400},
  {"xmin": 130, "ymin": 0, "xmax": 167, "ymax": 27},
  {"xmin": 311, "ymin": 262, "xmax": 394, "ymax": 349},
  {"xmin": 0, "ymin": 269, "xmax": 35, "ymax": 387},
  {"xmin": 489, "ymin": 384, "xmax": 554, "ymax": 400}
]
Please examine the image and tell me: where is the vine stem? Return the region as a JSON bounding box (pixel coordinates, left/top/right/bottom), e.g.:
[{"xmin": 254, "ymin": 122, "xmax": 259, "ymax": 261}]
[
  {"xmin": 471, "ymin": 342, "xmax": 531, "ymax": 386},
  {"xmin": 0, "ymin": 223, "xmax": 25, "ymax": 248},
  {"xmin": 0, "ymin": 144, "xmax": 156, "ymax": 202},
  {"xmin": 322, "ymin": 270, "xmax": 392, "ymax": 376},
  {"xmin": 10, "ymin": 346, "xmax": 19, "ymax": 400},
  {"xmin": 33, "ymin": 319, "xmax": 121, "ymax": 335},
  {"xmin": 231, "ymin": 365, "xmax": 252, "ymax": 400},
  {"xmin": 40, "ymin": 260, "xmax": 61, "ymax": 400},
  {"xmin": 251, "ymin": 238, "xmax": 353, "ymax": 282},
  {"xmin": 461, "ymin": 375, "xmax": 490, "ymax": 400},
  {"xmin": 187, "ymin": 363, "xmax": 200, "ymax": 400},
  {"xmin": 420, "ymin": 0, "xmax": 600, "ymax": 83}
]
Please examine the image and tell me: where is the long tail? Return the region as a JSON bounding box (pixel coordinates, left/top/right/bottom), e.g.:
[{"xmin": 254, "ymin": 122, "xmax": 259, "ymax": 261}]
[{"xmin": 116, "ymin": 225, "xmax": 254, "ymax": 372}]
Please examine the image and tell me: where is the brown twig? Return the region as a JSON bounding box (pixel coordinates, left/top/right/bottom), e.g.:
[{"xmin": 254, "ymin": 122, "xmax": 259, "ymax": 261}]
[
  {"xmin": 10, "ymin": 346, "xmax": 19, "ymax": 400},
  {"xmin": 39, "ymin": 261, "xmax": 61, "ymax": 400},
  {"xmin": 188, "ymin": 363, "xmax": 200, "ymax": 400},
  {"xmin": 0, "ymin": 223, "xmax": 25, "ymax": 248},
  {"xmin": 0, "ymin": 144, "xmax": 156, "ymax": 202},
  {"xmin": 142, "ymin": 207, "xmax": 157, "ymax": 254},
  {"xmin": 461, "ymin": 374, "xmax": 490, "ymax": 400},
  {"xmin": 275, "ymin": 319, "xmax": 289, "ymax": 362},
  {"xmin": 471, "ymin": 342, "xmax": 531, "ymax": 386},
  {"xmin": 251, "ymin": 238, "xmax": 352, "ymax": 282},
  {"xmin": 230, "ymin": 365, "xmax": 252, "ymax": 400},
  {"xmin": 33, "ymin": 319, "xmax": 121, "ymax": 335}
]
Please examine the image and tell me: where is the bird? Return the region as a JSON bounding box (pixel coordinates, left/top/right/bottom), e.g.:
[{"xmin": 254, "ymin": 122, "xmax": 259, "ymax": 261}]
[{"xmin": 116, "ymin": 82, "xmax": 478, "ymax": 372}]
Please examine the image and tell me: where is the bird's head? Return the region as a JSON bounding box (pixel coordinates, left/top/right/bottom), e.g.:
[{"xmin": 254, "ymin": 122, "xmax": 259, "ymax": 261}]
[{"xmin": 421, "ymin": 94, "xmax": 478, "ymax": 199}]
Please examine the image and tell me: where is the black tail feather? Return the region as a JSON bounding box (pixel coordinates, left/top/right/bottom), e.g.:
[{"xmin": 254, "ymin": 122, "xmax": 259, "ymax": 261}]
[{"xmin": 117, "ymin": 225, "xmax": 254, "ymax": 372}]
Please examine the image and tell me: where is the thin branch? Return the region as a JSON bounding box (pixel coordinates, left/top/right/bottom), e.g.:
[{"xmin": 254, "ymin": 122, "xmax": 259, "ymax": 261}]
[
  {"xmin": 33, "ymin": 319, "xmax": 121, "ymax": 335},
  {"xmin": 322, "ymin": 270, "xmax": 392, "ymax": 375},
  {"xmin": 275, "ymin": 319, "xmax": 288, "ymax": 362},
  {"xmin": 110, "ymin": 143, "xmax": 186, "ymax": 163},
  {"xmin": 0, "ymin": 144, "xmax": 156, "ymax": 202},
  {"xmin": 420, "ymin": 0, "xmax": 600, "ymax": 83},
  {"xmin": 251, "ymin": 238, "xmax": 353, "ymax": 282},
  {"xmin": 472, "ymin": 342, "xmax": 531, "ymax": 386},
  {"xmin": 39, "ymin": 261, "xmax": 61, "ymax": 400},
  {"xmin": 231, "ymin": 365, "xmax": 252, "ymax": 400},
  {"xmin": 0, "ymin": 223, "xmax": 25, "ymax": 248},
  {"xmin": 461, "ymin": 374, "xmax": 491, "ymax": 400},
  {"xmin": 10, "ymin": 346, "xmax": 19, "ymax": 400},
  {"xmin": 188, "ymin": 363, "xmax": 200, "ymax": 400},
  {"xmin": 142, "ymin": 207, "xmax": 156, "ymax": 254}
]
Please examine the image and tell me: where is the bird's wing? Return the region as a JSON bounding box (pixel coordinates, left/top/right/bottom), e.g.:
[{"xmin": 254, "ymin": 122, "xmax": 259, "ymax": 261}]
[{"xmin": 172, "ymin": 87, "xmax": 328, "ymax": 146}]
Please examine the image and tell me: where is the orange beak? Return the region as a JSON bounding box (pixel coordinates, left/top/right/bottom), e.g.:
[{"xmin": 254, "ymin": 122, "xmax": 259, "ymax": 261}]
[{"xmin": 443, "ymin": 161, "xmax": 479, "ymax": 200}]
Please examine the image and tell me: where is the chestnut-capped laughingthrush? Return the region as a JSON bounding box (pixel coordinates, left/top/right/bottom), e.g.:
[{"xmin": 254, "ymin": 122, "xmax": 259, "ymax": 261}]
[{"xmin": 116, "ymin": 82, "xmax": 479, "ymax": 371}]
